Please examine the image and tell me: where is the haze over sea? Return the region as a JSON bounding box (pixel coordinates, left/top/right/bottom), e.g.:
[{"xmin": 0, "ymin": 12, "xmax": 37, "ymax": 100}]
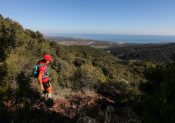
[{"xmin": 55, "ymin": 34, "xmax": 175, "ymax": 44}]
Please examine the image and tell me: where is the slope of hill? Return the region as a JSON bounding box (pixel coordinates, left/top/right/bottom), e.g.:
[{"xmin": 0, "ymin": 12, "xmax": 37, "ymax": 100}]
[
  {"xmin": 0, "ymin": 15, "xmax": 145, "ymax": 123},
  {"xmin": 1, "ymin": 15, "xmax": 175, "ymax": 123},
  {"xmin": 106, "ymin": 43, "xmax": 175, "ymax": 63}
]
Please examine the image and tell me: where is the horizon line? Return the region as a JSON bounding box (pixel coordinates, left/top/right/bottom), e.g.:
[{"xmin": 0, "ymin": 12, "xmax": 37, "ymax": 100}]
[{"xmin": 43, "ymin": 33, "xmax": 175, "ymax": 37}]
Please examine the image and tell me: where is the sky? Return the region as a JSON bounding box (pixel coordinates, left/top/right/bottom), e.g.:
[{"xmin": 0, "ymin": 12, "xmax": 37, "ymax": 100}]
[{"xmin": 0, "ymin": 0, "xmax": 175, "ymax": 36}]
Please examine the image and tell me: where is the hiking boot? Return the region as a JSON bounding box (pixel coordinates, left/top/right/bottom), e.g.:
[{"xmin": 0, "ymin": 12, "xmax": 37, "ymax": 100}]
[{"xmin": 47, "ymin": 93, "xmax": 52, "ymax": 99}]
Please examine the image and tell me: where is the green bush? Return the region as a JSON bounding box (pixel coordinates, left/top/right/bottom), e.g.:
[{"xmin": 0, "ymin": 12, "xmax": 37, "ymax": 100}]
[{"xmin": 137, "ymin": 61, "xmax": 175, "ymax": 123}]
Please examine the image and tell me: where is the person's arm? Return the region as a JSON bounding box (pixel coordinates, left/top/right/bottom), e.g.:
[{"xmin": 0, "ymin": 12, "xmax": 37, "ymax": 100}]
[{"xmin": 38, "ymin": 71, "xmax": 44, "ymax": 91}]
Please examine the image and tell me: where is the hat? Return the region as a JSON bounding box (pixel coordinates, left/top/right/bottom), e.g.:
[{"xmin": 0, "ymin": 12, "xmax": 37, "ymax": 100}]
[{"xmin": 43, "ymin": 54, "xmax": 53, "ymax": 61}]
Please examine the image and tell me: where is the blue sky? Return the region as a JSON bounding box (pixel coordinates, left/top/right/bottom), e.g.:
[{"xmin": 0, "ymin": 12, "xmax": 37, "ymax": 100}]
[{"xmin": 0, "ymin": 0, "xmax": 175, "ymax": 36}]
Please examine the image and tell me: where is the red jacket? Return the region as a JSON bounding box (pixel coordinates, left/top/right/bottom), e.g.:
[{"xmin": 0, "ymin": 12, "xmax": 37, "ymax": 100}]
[{"xmin": 38, "ymin": 62, "xmax": 49, "ymax": 83}]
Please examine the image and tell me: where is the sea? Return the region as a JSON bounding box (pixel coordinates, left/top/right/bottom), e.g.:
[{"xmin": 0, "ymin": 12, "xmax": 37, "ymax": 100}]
[{"xmin": 56, "ymin": 34, "xmax": 175, "ymax": 44}]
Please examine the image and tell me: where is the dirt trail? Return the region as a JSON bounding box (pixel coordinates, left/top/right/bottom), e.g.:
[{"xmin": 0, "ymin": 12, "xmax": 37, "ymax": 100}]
[{"xmin": 48, "ymin": 91, "xmax": 115, "ymax": 119}]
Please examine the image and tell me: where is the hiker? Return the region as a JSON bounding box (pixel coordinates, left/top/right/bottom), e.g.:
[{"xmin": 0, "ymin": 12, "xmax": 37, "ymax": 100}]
[{"xmin": 37, "ymin": 54, "xmax": 53, "ymax": 99}]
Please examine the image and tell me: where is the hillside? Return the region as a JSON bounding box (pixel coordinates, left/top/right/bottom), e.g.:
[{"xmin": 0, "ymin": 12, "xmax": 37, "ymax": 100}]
[
  {"xmin": 0, "ymin": 15, "xmax": 175, "ymax": 123},
  {"xmin": 107, "ymin": 43, "xmax": 175, "ymax": 63},
  {"xmin": 48, "ymin": 36, "xmax": 175, "ymax": 64}
]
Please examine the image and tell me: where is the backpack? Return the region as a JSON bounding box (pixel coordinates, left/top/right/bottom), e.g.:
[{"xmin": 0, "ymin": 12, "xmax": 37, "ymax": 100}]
[{"xmin": 33, "ymin": 63, "xmax": 45, "ymax": 78}]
